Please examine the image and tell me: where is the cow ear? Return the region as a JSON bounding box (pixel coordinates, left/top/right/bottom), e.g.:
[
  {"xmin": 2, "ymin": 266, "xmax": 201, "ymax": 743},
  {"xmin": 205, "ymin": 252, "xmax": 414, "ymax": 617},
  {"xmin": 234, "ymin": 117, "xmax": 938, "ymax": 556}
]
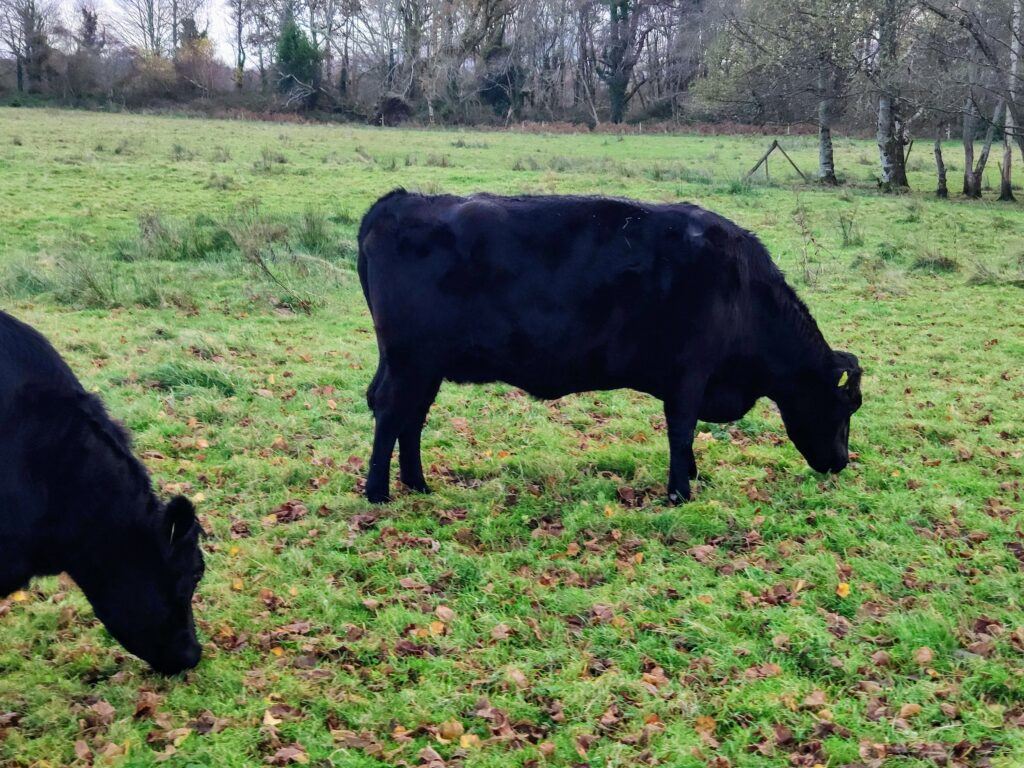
[{"xmin": 164, "ymin": 495, "xmax": 198, "ymax": 548}]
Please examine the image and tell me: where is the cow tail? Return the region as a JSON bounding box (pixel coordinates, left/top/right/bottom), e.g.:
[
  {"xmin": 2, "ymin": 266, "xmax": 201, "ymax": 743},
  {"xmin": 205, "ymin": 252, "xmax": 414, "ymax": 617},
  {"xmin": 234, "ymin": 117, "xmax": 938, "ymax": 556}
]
[
  {"xmin": 357, "ymin": 187, "xmax": 407, "ymax": 318},
  {"xmin": 357, "ymin": 221, "xmax": 374, "ymax": 317}
]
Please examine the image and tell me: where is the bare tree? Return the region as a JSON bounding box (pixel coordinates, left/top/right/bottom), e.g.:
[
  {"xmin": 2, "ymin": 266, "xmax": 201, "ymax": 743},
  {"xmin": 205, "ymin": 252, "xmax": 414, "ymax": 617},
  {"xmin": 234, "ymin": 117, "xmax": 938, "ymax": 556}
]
[{"xmin": 0, "ymin": 0, "xmax": 54, "ymax": 92}]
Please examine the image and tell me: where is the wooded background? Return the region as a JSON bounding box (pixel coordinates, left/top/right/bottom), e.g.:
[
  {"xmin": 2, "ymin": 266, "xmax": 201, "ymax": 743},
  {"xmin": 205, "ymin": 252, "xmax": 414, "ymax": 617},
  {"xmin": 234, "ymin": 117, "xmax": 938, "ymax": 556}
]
[{"xmin": 1, "ymin": 0, "xmax": 1022, "ymax": 195}]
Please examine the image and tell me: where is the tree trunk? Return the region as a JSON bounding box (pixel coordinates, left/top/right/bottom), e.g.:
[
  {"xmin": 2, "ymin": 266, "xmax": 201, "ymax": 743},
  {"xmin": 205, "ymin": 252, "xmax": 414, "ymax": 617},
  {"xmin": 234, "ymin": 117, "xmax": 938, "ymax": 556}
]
[
  {"xmin": 934, "ymin": 134, "xmax": 948, "ymax": 198},
  {"xmin": 877, "ymin": 93, "xmax": 907, "ymax": 189},
  {"xmin": 15, "ymin": 57, "xmax": 24, "ymax": 93},
  {"xmin": 963, "ymin": 98, "xmax": 978, "ymax": 196},
  {"xmin": 234, "ymin": 7, "xmax": 245, "ymax": 91},
  {"xmin": 969, "ymin": 100, "xmax": 1005, "ymax": 198},
  {"xmin": 608, "ymin": 71, "xmax": 628, "ymax": 124},
  {"xmin": 876, "ymin": 0, "xmax": 908, "ymax": 190},
  {"xmin": 1004, "ymin": 0, "xmax": 1021, "ymax": 200},
  {"xmin": 818, "ymin": 68, "xmax": 837, "ymax": 184}
]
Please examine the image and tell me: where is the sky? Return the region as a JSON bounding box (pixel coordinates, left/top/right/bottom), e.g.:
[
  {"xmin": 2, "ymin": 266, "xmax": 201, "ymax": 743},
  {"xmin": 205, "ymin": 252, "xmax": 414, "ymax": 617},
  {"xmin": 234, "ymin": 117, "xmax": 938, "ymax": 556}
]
[{"xmin": 93, "ymin": 0, "xmax": 238, "ymax": 61}]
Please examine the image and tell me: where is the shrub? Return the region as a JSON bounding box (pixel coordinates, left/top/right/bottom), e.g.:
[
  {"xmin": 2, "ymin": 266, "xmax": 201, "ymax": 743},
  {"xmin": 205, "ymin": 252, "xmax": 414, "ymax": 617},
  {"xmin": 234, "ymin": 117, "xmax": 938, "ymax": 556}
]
[
  {"xmin": 296, "ymin": 207, "xmax": 332, "ymax": 254},
  {"xmin": 0, "ymin": 257, "xmax": 55, "ymax": 298},
  {"xmin": 51, "ymin": 253, "xmax": 122, "ymax": 308},
  {"xmin": 119, "ymin": 212, "xmax": 234, "ymax": 262},
  {"xmin": 143, "ymin": 361, "xmax": 240, "ymax": 396},
  {"xmin": 838, "ymin": 210, "xmax": 864, "ymax": 247},
  {"xmin": 254, "ymin": 147, "xmax": 287, "ymax": 172},
  {"xmin": 875, "ymin": 242, "xmax": 906, "ymax": 262},
  {"xmin": 912, "ymin": 250, "xmax": 960, "ymax": 273},
  {"xmin": 170, "ymin": 143, "xmax": 196, "ymax": 162},
  {"xmin": 204, "ymin": 173, "xmax": 238, "ymax": 190}
]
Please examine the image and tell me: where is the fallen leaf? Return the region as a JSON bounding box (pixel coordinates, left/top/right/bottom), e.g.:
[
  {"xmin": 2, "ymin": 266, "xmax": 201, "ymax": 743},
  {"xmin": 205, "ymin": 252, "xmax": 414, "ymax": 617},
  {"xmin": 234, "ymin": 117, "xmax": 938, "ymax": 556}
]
[
  {"xmin": 437, "ymin": 719, "xmax": 464, "ymax": 742},
  {"xmin": 899, "ymin": 702, "xmax": 922, "ymax": 718},
  {"xmin": 265, "ymin": 744, "xmax": 309, "ymax": 765}
]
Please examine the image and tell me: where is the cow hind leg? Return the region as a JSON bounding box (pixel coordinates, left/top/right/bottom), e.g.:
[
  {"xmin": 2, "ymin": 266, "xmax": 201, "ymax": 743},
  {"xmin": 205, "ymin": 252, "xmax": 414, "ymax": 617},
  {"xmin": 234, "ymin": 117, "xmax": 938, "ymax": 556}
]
[
  {"xmin": 365, "ymin": 364, "xmax": 438, "ymax": 503},
  {"xmin": 663, "ymin": 380, "xmax": 705, "ymax": 504},
  {"xmin": 398, "ymin": 380, "xmax": 440, "ymax": 493}
]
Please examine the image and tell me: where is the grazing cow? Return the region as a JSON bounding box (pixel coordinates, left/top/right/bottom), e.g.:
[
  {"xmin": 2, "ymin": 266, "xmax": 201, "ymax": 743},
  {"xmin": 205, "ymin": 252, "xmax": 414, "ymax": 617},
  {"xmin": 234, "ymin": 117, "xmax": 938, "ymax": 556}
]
[
  {"xmin": 357, "ymin": 190, "xmax": 862, "ymax": 504},
  {"xmin": 0, "ymin": 311, "xmax": 204, "ymax": 674}
]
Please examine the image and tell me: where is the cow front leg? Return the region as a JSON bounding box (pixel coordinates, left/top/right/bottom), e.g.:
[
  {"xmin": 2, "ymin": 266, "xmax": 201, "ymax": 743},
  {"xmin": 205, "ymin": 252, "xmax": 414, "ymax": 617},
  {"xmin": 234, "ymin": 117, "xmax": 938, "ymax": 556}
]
[
  {"xmin": 687, "ymin": 444, "xmax": 699, "ymax": 480},
  {"xmin": 664, "ymin": 385, "xmax": 704, "ymax": 504}
]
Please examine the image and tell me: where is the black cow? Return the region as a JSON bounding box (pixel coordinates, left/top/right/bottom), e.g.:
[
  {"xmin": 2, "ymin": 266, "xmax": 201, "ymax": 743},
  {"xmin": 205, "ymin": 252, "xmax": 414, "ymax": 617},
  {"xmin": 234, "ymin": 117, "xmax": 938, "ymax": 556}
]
[
  {"xmin": 0, "ymin": 311, "xmax": 204, "ymax": 674},
  {"xmin": 357, "ymin": 190, "xmax": 862, "ymax": 503}
]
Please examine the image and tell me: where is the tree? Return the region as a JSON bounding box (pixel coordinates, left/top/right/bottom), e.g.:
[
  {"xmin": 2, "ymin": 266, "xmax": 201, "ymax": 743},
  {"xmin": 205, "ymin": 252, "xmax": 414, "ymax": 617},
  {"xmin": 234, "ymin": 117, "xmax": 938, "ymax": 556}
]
[
  {"xmin": 0, "ymin": 0, "xmax": 54, "ymax": 93},
  {"xmin": 598, "ymin": 0, "xmax": 648, "ymax": 123},
  {"xmin": 276, "ymin": 11, "xmax": 320, "ymax": 104},
  {"xmin": 872, "ymin": 0, "xmax": 911, "ymax": 190},
  {"xmin": 227, "ymin": 0, "xmax": 247, "ymax": 89}
]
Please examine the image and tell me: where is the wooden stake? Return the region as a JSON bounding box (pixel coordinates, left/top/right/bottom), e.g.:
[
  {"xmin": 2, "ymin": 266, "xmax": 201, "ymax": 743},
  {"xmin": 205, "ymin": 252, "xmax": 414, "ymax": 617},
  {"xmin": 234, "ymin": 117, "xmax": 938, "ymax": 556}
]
[{"xmin": 745, "ymin": 139, "xmax": 807, "ymax": 182}]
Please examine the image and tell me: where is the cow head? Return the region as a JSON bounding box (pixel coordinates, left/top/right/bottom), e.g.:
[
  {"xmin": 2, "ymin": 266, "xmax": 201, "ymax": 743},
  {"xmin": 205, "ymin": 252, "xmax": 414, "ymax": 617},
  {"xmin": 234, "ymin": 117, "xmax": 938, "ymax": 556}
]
[
  {"xmin": 80, "ymin": 496, "xmax": 205, "ymax": 674},
  {"xmin": 778, "ymin": 350, "xmax": 862, "ymax": 474}
]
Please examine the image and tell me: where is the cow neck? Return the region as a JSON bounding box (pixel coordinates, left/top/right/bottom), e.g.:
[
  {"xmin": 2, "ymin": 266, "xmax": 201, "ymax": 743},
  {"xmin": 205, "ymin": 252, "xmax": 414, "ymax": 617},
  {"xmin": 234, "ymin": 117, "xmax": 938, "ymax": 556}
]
[
  {"xmin": 753, "ymin": 278, "xmax": 833, "ymax": 397},
  {"xmin": 36, "ymin": 394, "xmax": 157, "ymax": 573}
]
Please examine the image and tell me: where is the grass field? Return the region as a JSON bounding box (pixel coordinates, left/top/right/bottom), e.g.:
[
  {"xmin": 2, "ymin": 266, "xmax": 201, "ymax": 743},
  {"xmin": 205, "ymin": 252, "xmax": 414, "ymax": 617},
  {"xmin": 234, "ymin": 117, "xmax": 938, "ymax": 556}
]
[{"xmin": 1, "ymin": 107, "xmax": 1023, "ymax": 768}]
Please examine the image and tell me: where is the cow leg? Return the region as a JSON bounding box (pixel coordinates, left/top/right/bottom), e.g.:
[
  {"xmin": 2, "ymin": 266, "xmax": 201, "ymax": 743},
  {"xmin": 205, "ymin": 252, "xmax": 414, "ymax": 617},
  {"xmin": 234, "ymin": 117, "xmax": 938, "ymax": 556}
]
[
  {"xmin": 664, "ymin": 382, "xmax": 705, "ymax": 504},
  {"xmin": 398, "ymin": 380, "xmax": 440, "ymax": 493},
  {"xmin": 366, "ymin": 364, "xmax": 438, "ymax": 503},
  {"xmin": 687, "ymin": 444, "xmax": 699, "ymax": 480}
]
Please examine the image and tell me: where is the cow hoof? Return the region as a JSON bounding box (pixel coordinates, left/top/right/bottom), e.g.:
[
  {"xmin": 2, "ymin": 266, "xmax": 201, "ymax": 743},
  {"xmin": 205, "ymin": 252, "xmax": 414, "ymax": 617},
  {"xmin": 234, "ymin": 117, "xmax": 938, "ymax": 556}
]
[
  {"xmin": 401, "ymin": 480, "xmax": 431, "ymax": 494},
  {"xmin": 667, "ymin": 490, "xmax": 690, "ymax": 505},
  {"xmin": 365, "ymin": 489, "xmax": 392, "ymax": 504}
]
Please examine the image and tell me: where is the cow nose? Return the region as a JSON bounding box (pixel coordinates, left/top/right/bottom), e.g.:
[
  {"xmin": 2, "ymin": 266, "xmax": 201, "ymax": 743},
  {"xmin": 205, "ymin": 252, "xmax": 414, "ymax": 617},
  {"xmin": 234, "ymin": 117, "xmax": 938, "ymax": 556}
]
[
  {"xmin": 181, "ymin": 641, "xmax": 202, "ymax": 671},
  {"xmin": 150, "ymin": 637, "xmax": 202, "ymax": 675}
]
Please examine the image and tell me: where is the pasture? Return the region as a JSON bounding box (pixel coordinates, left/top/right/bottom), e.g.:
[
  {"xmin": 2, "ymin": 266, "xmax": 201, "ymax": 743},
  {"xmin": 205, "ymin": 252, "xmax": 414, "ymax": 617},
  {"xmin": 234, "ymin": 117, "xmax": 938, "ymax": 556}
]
[{"xmin": 1, "ymin": 107, "xmax": 1023, "ymax": 767}]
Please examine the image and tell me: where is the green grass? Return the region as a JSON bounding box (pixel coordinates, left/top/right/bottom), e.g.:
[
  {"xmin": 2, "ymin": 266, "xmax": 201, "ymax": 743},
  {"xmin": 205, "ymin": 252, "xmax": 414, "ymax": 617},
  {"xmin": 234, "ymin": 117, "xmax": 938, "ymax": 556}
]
[{"xmin": 1, "ymin": 108, "xmax": 1023, "ymax": 767}]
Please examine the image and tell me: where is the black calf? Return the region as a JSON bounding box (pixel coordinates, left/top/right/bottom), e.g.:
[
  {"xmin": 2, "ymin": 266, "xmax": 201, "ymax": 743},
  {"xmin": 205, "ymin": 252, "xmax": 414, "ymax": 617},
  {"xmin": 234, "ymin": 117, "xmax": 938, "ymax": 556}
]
[
  {"xmin": 0, "ymin": 311, "xmax": 204, "ymax": 674},
  {"xmin": 357, "ymin": 191, "xmax": 862, "ymax": 503}
]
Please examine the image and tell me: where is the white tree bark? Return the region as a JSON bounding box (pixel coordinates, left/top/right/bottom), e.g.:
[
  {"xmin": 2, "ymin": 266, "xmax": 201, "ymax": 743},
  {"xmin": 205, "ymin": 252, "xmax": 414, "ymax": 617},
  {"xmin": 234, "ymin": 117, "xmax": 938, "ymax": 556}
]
[{"xmin": 1004, "ymin": 0, "xmax": 1021, "ymax": 198}]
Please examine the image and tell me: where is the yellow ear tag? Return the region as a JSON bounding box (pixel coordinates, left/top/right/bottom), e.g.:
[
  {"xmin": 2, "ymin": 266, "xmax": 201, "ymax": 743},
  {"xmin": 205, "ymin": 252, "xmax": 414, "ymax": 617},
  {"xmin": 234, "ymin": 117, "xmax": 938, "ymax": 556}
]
[{"xmin": 837, "ymin": 371, "xmax": 849, "ymax": 388}]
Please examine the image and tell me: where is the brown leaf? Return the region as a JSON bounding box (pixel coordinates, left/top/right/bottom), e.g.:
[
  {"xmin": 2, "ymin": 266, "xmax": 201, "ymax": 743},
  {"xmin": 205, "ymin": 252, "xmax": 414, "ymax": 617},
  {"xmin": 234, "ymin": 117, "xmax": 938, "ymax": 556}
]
[
  {"xmin": 265, "ymin": 744, "xmax": 309, "ymax": 765},
  {"xmin": 870, "ymin": 650, "xmax": 892, "ymax": 667},
  {"xmin": 507, "ymin": 667, "xmax": 530, "ymax": 690},
  {"xmin": 188, "ymin": 710, "xmax": 229, "ymax": 735},
  {"xmin": 575, "ymin": 733, "xmax": 596, "ymax": 758},
  {"xmin": 269, "ymin": 500, "xmax": 308, "ymax": 524},
  {"xmin": 436, "ymin": 719, "xmax": 464, "ymax": 743},
  {"xmin": 899, "ymin": 702, "xmax": 922, "ymax": 718},
  {"xmin": 134, "ymin": 691, "xmax": 162, "ymax": 720},
  {"xmin": 913, "ymin": 646, "xmax": 934, "ymax": 665},
  {"xmin": 688, "ymin": 545, "xmax": 717, "ymax": 564},
  {"xmin": 802, "ymin": 690, "xmax": 827, "ymax": 709},
  {"xmin": 434, "ymin": 605, "xmax": 455, "ymax": 623},
  {"xmin": 694, "ymin": 715, "xmax": 718, "ymax": 747},
  {"xmin": 591, "ymin": 604, "xmax": 615, "ymax": 624},
  {"xmin": 88, "ymin": 700, "xmax": 116, "ymax": 727}
]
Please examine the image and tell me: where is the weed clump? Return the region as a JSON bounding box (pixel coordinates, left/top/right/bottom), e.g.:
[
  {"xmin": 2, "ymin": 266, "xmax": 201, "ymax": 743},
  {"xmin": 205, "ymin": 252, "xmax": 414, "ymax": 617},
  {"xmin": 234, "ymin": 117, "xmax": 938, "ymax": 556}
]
[
  {"xmin": 912, "ymin": 250, "xmax": 960, "ymax": 273},
  {"xmin": 120, "ymin": 212, "xmax": 235, "ymax": 262},
  {"xmin": 143, "ymin": 361, "xmax": 240, "ymax": 396},
  {"xmin": 838, "ymin": 209, "xmax": 864, "ymax": 247},
  {"xmin": 204, "ymin": 173, "xmax": 238, "ymax": 190},
  {"xmin": 253, "ymin": 147, "xmax": 288, "ymax": 172}
]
